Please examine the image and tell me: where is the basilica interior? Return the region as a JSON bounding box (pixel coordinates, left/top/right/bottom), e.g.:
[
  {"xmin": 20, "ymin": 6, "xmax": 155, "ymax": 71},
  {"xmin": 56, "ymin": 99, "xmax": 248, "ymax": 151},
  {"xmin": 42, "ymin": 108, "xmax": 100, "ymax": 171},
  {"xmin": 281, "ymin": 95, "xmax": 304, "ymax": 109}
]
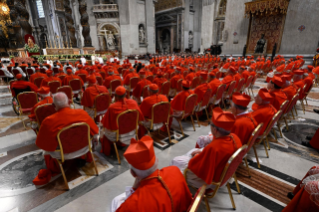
[{"xmin": 0, "ymin": 0, "xmax": 319, "ymax": 212}]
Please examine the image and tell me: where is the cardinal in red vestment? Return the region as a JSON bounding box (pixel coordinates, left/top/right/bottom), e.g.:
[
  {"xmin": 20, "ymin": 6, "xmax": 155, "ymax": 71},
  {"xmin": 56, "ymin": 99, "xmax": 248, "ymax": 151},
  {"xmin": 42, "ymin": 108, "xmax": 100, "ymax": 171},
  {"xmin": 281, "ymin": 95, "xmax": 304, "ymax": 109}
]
[
  {"xmin": 40, "ymin": 70, "xmax": 62, "ymax": 87},
  {"xmin": 221, "ymin": 66, "xmax": 236, "ymax": 89},
  {"xmin": 132, "ymin": 70, "xmax": 152, "ymax": 103},
  {"xmin": 281, "ymin": 75, "xmax": 297, "ymax": 102},
  {"xmin": 251, "ymin": 88, "xmax": 277, "ymax": 136},
  {"xmin": 169, "ymin": 67, "xmax": 184, "ymax": 97},
  {"xmin": 28, "ymin": 86, "xmax": 53, "ymax": 121},
  {"xmin": 194, "ymin": 72, "xmax": 210, "ymax": 104},
  {"xmin": 29, "ymin": 69, "xmax": 48, "ymax": 84},
  {"xmin": 103, "ymin": 70, "xmax": 123, "ymax": 89},
  {"xmin": 111, "ymin": 136, "xmax": 192, "ymax": 212},
  {"xmin": 171, "ymin": 107, "xmax": 242, "ymax": 189},
  {"xmin": 63, "ymin": 69, "xmax": 84, "ymax": 86},
  {"xmin": 230, "ymin": 92, "xmax": 257, "ymax": 145},
  {"xmin": 153, "ymin": 72, "xmax": 167, "ymax": 91},
  {"xmin": 207, "ymin": 72, "xmax": 222, "ymax": 96},
  {"xmin": 293, "ymin": 70, "xmax": 306, "ymax": 99},
  {"xmin": 170, "ymin": 80, "xmax": 194, "ymax": 117},
  {"xmin": 267, "ymin": 76, "xmax": 288, "ymax": 110},
  {"xmin": 11, "ymin": 74, "xmax": 38, "ymax": 97}
]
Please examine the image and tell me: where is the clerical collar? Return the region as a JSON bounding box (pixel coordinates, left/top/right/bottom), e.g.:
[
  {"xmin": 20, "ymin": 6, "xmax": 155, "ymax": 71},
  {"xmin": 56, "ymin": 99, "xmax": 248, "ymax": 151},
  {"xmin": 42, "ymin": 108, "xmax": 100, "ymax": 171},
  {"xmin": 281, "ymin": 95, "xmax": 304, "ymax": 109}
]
[{"xmin": 237, "ymin": 110, "xmax": 249, "ymax": 117}]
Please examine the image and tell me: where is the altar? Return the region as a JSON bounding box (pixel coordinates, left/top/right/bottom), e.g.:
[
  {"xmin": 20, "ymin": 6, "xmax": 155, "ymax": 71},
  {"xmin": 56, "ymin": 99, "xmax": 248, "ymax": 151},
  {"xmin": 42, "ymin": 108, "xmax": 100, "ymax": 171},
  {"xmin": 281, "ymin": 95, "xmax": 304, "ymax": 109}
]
[{"xmin": 45, "ymin": 48, "xmax": 81, "ymax": 55}]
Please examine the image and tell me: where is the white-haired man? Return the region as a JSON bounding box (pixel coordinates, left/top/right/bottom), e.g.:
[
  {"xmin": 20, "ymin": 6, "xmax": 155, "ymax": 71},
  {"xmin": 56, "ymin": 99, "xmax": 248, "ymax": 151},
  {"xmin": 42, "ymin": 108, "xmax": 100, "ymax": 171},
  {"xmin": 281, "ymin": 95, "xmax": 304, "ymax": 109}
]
[
  {"xmin": 34, "ymin": 92, "xmax": 99, "ymax": 184},
  {"xmin": 111, "ymin": 136, "xmax": 192, "ymax": 212}
]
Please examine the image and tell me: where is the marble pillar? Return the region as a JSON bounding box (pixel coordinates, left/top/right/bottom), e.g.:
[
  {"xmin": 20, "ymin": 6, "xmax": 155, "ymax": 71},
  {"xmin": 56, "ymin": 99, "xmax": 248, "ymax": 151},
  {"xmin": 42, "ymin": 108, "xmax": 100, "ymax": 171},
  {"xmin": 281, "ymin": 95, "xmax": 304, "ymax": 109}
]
[
  {"xmin": 78, "ymin": 0, "xmax": 93, "ymax": 47},
  {"xmin": 200, "ymin": 0, "xmax": 216, "ymax": 52},
  {"xmin": 183, "ymin": 0, "xmax": 190, "ymax": 51},
  {"xmin": 144, "ymin": 0, "xmax": 155, "ymax": 53}
]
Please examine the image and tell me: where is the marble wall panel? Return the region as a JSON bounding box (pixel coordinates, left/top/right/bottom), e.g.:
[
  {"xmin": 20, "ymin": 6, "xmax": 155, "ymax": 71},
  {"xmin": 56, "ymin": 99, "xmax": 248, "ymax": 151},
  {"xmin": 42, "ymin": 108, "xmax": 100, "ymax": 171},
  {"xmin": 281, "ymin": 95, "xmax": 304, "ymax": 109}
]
[{"xmin": 200, "ymin": 3, "xmax": 215, "ymax": 51}]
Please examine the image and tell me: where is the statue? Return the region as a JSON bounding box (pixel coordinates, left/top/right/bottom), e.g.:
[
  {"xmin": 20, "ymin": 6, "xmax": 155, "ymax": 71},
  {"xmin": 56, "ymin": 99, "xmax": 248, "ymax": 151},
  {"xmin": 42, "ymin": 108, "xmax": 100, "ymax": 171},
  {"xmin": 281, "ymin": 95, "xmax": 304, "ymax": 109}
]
[
  {"xmin": 27, "ymin": 37, "xmax": 34, "ymax": 48},
  {"xmin": 222, "ymin": 30, "xmax": 228, "ymax": 42},
  {"xmin": 255, "ymin": 34, "xmax": 267, "ymax": 54},
  {"xmin": 139, "ymin": 26, "xmax": 146, "ymax": 43},
  {"xmin": 106, "ymin": 31, "xmax": 116, "ymax": 50},
  {"xmin": 188, "ymin": 31, "xmax": 193, "ymax": 47}
]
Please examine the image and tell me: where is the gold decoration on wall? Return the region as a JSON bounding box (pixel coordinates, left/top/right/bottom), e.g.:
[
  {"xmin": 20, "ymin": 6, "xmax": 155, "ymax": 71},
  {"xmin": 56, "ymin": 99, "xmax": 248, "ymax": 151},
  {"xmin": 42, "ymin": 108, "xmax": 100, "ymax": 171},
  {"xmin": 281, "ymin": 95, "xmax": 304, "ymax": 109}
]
[
  {"xmin": 0, "ymin": 2, "xmax": 11, "ymax": 38},
  {"xmin": 155, "ymin": 0, "xmax": 183, "ymax": 12},
  {"xmin": 0, "ymin": 2, "xmax": 10, "ymax": 16},
  {"xmin": 244, "ymin": 0, "xmax": 290, "ymax": 18}
]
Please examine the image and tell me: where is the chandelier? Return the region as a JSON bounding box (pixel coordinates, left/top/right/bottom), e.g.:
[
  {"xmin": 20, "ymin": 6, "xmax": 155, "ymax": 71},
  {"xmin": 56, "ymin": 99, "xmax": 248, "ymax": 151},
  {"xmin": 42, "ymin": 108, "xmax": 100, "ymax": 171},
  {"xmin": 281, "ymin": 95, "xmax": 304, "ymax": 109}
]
[{"xmin": 0, "ymin": 2, "xmax": 9, "ymax": 16}]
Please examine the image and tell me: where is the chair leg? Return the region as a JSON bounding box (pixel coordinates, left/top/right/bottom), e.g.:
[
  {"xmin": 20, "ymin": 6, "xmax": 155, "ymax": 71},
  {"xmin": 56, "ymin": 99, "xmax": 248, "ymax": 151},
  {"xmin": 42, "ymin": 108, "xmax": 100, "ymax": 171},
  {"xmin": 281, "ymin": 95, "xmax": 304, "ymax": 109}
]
[
  {"xmin": 58, "ymin": 160, "xmax": 69, "ymax": 190},
  {"xmin": 294, "ymin": 105, "xmax": 298, "ymax": 116},
  {"xmin": 284, "ymin": 117, "xmax": 289, "ymax": 131},
  {"xmin": 301, "ymin": 100, "xmax": 305, "ymax": 114},
  {"xmin": 90, "ymin": 151, "xmax": 99, "ymax": 175},
  {"xmin": 205, "ymin": 108, "xmax": 210, "ymax": 122},
  {"xmin": 244, "ymin": 157, "xmax": 251, "ymax": 178},
  {"xmin": 166, "ymin": 123, "xmax": 172, "ymax": 144},
  {"xmin": 195, "ymin": 112, "xmax": 200, "ymax": 127},
  {"xmin": 204, "ymin": 196, "xmax": 211, "ymax": 212},
  {"xmin": 178, "ymin": 120, "xmax": 184, "ymax": 136},
  {"xmin": 190, "ymin": 115, "xmax": 196, "ymax": 131},
  {"xmin": 113, "ymin": 142, "xmax": 121, "ymax": 165},
  {"xmin": 291, "ymin": 110, "xmax": 295, "ymax": 119},
  {"xmin": 263, "ymin": 140, "xmax": 269, "ymax": 158},
  {"xmin": 253, "ymin": 146, "xmax": 261, "ymax": 169},
  {"xmin": 277, "ymin": 122, "xmax": 283, "ymax": 138},
  {"xmin": 233, "ymin": 173, "xmax": 241, "ymax": 194},
  {"xmin": 305, "ymin": 97, "xmax": 308, "ymax": 106},
  {"xmin": 226, "ymin": 183, "xmax": 236, "ymax": 209},
  {"xmin": 272, "ymin": 128, "xmax": 278, "ymax": 141},
  {"xmin": 266, "ymin": 135, "xmax": 270, "ymax": 150}
]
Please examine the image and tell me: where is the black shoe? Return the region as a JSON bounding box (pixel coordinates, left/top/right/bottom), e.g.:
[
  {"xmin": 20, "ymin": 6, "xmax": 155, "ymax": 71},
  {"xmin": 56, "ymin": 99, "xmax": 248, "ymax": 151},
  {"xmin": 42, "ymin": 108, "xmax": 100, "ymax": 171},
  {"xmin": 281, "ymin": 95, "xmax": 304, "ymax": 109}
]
[
  {"xmin": 76, "ymin": 159, "xmax": 87, "ymax": 168},
  {"xmin": 306, "ymin": 135, "xmax": 313, "ymax": 140},
  {"xmin": 287, "ymin": 192, "xmax": 294, "ymax": 200},
  {"xmin": 314, "ymin": 109, "xmax": 319, "ymax": 114},
  {"xmin": 302, "ymin": 141, "xmax": 311, "ymax": 147}
]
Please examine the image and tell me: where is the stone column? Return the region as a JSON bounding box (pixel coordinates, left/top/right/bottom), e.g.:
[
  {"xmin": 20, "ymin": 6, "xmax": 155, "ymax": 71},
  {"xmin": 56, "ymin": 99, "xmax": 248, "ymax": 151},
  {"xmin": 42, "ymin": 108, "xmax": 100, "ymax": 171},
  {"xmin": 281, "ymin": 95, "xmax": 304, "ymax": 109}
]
[
  {"xmin": 78, "ymin": 0, "xmax": 92, "ymax": 47},
  {"xmin": 41, "ymin": 0, "xmax": 55, "ymax": 40},
  {"xmin": 64, "ymin": 0, "xmax": 77, "ymax": 47},
  {"xmin": 200, "ymin": 0, "xmax": 216, "ymax": 52},
  {"xmin": 170, "ymin": 27, "xmax": 174, "ymax": 53},
  {"xmin": 183, "ymin": 0, "xmax": 190, "ymax": 51},
  {"xmin": 144, "ymin": 0, "xmax": 155, "ymax": 53}
]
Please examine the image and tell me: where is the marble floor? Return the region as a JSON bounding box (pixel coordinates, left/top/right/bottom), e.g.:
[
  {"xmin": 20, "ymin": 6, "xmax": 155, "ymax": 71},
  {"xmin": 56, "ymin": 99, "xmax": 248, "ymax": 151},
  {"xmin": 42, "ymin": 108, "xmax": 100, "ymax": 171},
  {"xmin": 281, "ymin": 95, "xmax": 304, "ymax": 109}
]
[{"xmin": 0, "ymin": 76, "xmax": 319, "ymax": 212}]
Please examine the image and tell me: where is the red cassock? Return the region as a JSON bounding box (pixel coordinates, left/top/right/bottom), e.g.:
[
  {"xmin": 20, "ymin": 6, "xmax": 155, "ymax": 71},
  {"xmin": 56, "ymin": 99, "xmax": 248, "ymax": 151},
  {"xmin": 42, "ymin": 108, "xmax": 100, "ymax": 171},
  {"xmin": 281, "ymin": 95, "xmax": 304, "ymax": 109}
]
[
  {"xmin": 309, "ymin": 73, "xmax": 315, "ymax": 80},
  {"xmin": 269, "ymin": 89, "xmax": 288, "ymax": 111},
  {"xmin": 11, "ymin": 81, "xmax": 38, "ymax": 97},
  {"xmin": 124, "ymin": 72, "xmax": 139, "ymax": 85},
  {"xmin": 132, "ymin": 79, "xmax": 152, "ymax": 99},
  {"xmin": 35, "ymin": 107, "xmax": 99, "ymax": 174},
  {"xmin": 282, "ymin": 85, "xmax": 297, "ymax": 102},
  {"xmin": 63, "ymin": 75, "xmax": 84, "ymax": 86},
  {"xmin": 117, "ymin": 167, "xmax": 192, "ymax": 212},
  {"xmin": 153, "ymin": 77, "xmax": 167, "ymax": 91},
  {"xmin": 170, "ymin": 74, "xmax": 184, "ymax": 90},
  {"xmin": 303, "ymin": 76, "xmax": 313, "ymax": 93},
  {"xmin": 103, "ymin": 75, "xmax": 123, "ymax": 89},
  {"xmin": 30, "ymin": 72, "xmax": 48, "ymax": 84},
  {"xmin": 231, "ymin": 112, "xmax": 257, "ymax": 145},
  {"xmin": 309, "ymin": 128, "xmax": 319, "ymax": 150},
  {"xmin": 194, "ymin": 83, "xmax": 210, "ymax": 104},
  {"xmin": 28, "ymin": 96, "xmax": 53, "ymax": 120},
  {"xmin": 186, "ymin": 72, "xmax": 196, "ymax": 81},
  {"xmin": 208, "ymin": 78, "xmax": 222, "ymax": 96},
  {"xmin": 188, "ymin": 134, "xmax": 242, "ymax": 184},
  {"xmin": 75, "ymin": 69, "xmax": 89, "ymax": 77},
  {"xmin": 251, "ymin": 103, "xmax": 277, "ymax": 136},
  {"xmin": 282, "ymin": 166, "xmax": 319, "ymax": 212},
  {"xmin": 241, "ymin": 71, "xmax": 250, "ymax": 83},
  {"xmin": 81, "ymin": 85, "xmax": 109, "ymax": 108},
  {"xmin": 41, "ymin": 76, "xmax": 62, "ymax": 87},
  {"xmin": 140, "ymin": 94, "xmax": 173, "ymax": 118},
  {"xmin": 221, "ymin": 75, "xmax": 233, "ymax": 89},
  {"xmin": 233, "ymin": 73, "xmax": 242, "ymax": 88},
  {"xmin": 170, "ymin": 90, "xmax": 194, "ymax": 111},
  {"xmin": 294, "ymin": 80, "xmax": 305, "ymax": 99}
]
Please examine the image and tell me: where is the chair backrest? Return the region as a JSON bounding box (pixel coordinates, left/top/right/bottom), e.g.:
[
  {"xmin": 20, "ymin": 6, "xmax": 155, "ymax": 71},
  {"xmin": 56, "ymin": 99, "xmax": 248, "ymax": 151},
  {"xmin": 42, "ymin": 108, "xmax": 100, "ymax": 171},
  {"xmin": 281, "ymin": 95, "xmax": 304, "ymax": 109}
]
[
  {"xmin": 117, "ymin": 109, "xmax": 139, "ymax": 135},
  {"xmin": 94, "ymin": 93, "xmax": 110, "ymax": 113},
  {"xmin": 279, "ymin": 100, "xmax": 289, "ymax": 114},
  {"xmin": 96, "ymin": 76, "xmax": 103, "ymax": 85},
  {"xmin": 0, "ymin": 69, "xmax": 5, "ymax": 77},
  {"xmin": 191, "ymin": 77, "xmax": 200, "ymax": 89},
  {"xmin": 118, "ymin": 67, "xmax": 123, "ymax": 75},
  {"xmin": 250, "ymin": 75, "xmax": 258, "ymax": 88},
  {"xmin": 12, "ymin": 69, "xmax": 20, "ymax": 77},
  {"xmin": 17, "ymin": 91, "xmax": 38, "ymax": 111},
  {"xmin": 184, "ymin": 94, "xmax": 198, "ymax": 114},
  {"xmin": 245, "ymin": 123, "xmax": 263, "ymax": 154},
  {"xmin": 69, "ymin": 79, "xmax": 82, "ymax": 91},
  {"xmin": 285, "ymin": 93, "xmax": 299, "ymax": 114},
  {"xmin": 201, "ymin": 89, "xmax": 212, "ymax": 107},
  {"xmin": 53, "ymin": 67, "xmax": 59, "ymax": 74},
  {"xmin": 34, "ymin": 77, "xmax": 44, "ymax": 88},
  {"xmin": 78, "ymin": 74, "xmax": 87, "ymax": 83},
  {"xmin": 161, "ymin": 81, "xmax": 170, "ymax": 96},
  {"xmin": 187, "ymin": 186, "xmax": 207, "ymax": 212},
  {"xmin": 99, "ymin": 71, "xmax": 106, "ymax": 80},
  {"xmin": 48, "ymin": 81, "xmax": 61, "ymax": 94},
  {"xmin": 236, "ymin": 78, "xmax": 245, "ymax": 92},
  {"xmin": 7, "ymin": 66, "xmax": 12, "ymax": 72},
  {"xmin": 26, "ymin": 68, "xmax": 34, "ymax": 76},
  {"xmin": 215, "ymin": 84, "xmax": 226, "ymax": 101},
  {"xmin": 130, "ymin": 77, "xmax": 139, "ymax": 90},
  {"xmin": 183, "ymin": 71, "xmax": 189, "ymax": 78},
  {"xmin": 219, "ymin": 145, "xmax": 248, "ymax": 186},
  {"xmin": 110, "ymin": 79, "xmax": 122, "ymax": 92},
  {"xmin": 262, "ymin": 110, "xmax": 283, "ymax": 139},
  {"xmin": 216, "ymin": 72, "xmax": 221, "ymax": 79},
  {"xmin": 142, "ymin": 85, "xmax": 150, "ymax": 99},
  {"xmin": 57, "ymin": 123, "xmax": 91, "ymax": 162},
  {"xmin": 176, "ymin": 79, "xmax": 183, "ymax": 92},
  {"xmin": 35, "ymin": 103, "xmax": 56, "ymax": 126},
  {"xmin": 146, "ymin": 75, "xmax": 154, "ymax": 82},
  {"xmin": 226, "ymin": 81, "xmax": 236, "ymax": 96},
  {"xmin": 244, "ymin": 76, "xmax": 254, "ymax": 89},
  {"xmin": 299, "ymin": 83, "xmax": 307, "ymax": 100},
  {"xmin": 58, "ymin": 75, "xmax": 66, "ymax": 82},
  {"xmin": 57, "ymin": 86, "xmax": 73, "ymax": 100},
  {"xmin": 39, "ymin": 68, "xmax": 46, "ymax": 74},
  {"xmin": 152, "ymin": 101, "xmax": 171, "ymax": 124}
]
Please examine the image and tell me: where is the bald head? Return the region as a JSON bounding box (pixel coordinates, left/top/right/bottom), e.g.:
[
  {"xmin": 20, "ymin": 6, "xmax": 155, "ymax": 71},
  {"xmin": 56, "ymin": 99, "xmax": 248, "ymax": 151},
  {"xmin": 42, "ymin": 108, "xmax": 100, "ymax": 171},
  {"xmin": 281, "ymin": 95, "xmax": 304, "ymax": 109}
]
[{"xmin": 53, "ymin": 92, "xmax": 69, "ymax": 110}]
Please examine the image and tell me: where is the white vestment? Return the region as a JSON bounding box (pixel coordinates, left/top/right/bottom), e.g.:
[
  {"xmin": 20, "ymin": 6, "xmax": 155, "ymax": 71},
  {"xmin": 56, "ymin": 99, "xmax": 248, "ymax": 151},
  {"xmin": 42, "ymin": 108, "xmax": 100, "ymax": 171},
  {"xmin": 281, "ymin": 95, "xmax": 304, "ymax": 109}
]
[{"xmin": 110, "ymin": 186, "xmax": 135, "ymax": 212}]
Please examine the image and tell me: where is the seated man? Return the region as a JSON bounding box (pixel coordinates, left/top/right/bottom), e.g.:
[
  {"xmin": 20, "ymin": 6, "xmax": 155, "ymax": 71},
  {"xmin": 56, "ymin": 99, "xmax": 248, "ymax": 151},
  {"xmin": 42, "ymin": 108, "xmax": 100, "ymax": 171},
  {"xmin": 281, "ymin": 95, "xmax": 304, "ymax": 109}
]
[
  {"xmin": 100, "ymin": 86, "xmax": 145, "ymax": 156},
  {"xmin": 140, "ymin": 84, "xmax": 173, "ymax": 131},
  {"xmin": 41, "ymin": 70, "xmax": 62, "ymax": 87},
  {"xmin": 251, "ymin": 88, "xmax": 277, "ymax": 136},
  {"xmin": 26, "ymin": 63, "xmax": 35, "ymax": 74},
  {"xmin": 0, "ymin": 62, "xmax": 14, "ymax": 82},
  {"xmin": 81, "ymin": 75, "xmax": 109, "ymax": 121},
  {"xmin": 103, "ymin": 69, "xmax": 123, "ymax": 90},
  {"xmin": 283, "ymin": 166, "xmax": 319, "ymax": 212},
  {"xmin": 75, "ymin": 64, "xmax": 88, "ymax": 77},
  {"xmin": 153, "ymin": 72, "xmax": 167, "ymax": 92},
  {"xmin": 123, "ymin": 68, "xmax": 139, "ymax": 88},
  {"xmin": 207, "ymin": 72, "xmax": 222, "ymax": 97},
  {"xmin": 34, "ymin": 92, "xmax": 99, "ymax": 184},
  {"xmin": 28, "ymin": 87, "xmax": 53, "ymax": 128},
  {"xmin": 230, "ymin": 92, "xmax": 257, "ymax": 145},
  {"xmin": 132, "ymin": 70, "xmax": 152, "ymax": 104},
  {"xmin": 267, "ymin": 76, "xmax": 288, "ymax": 110},
  {"xmin": 194, "ymin": 72, "xmax": 210, "ymax": 105},
  {"xmin": 30, "ymin": 66, "xmax": 48, "ymax": 84},
  {"xmin": 171, "ymin": 107, "xmax": 242, "ymax": 189},
  {"xmin": 169, "ymin": 67, "xmax": 184, "ymax": 97},
  {"xmin": 111, "ymin": 136, "xmax": 192, "ymax": 212},
  {"xmin": 185, "ymin": 67, "xmax": 196, "ymax": 81},
  {"xmin": 221, "ymin": 66, "xmax": 236, "ymax": 89},
  {"xmin": 293, "ymin": 70, "xmax": 306, "ymax": 99},
  {"xmin": 39, "ymin": 64, "xmax": 48, "ymax": 72},
  {"xmin": 10, "ymin": 74, "xmax": 38, "ymax": 97},
  {"xmin": 239, "ymin": 66, "xmax": 250, "ymax": 83},
  {"xmin": 170, "ymin": 80, "xmax": 194, "ymax": 117},
  {"xmin": 12, "ymin": 63, "xmax": 26, "ymax": 78},
  {"xmin": 63, "ymin": 68, "xmax": 84, "ymax": 86}
]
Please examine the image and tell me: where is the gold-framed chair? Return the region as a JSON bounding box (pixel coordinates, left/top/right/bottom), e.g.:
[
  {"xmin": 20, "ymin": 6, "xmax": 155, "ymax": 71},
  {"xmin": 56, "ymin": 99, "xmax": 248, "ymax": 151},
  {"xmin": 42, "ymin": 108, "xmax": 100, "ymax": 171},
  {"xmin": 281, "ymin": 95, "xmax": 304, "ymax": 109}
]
[
  {"xmin": 55, "ymin": 122, "xmax": 99, "ymax": 190},
  {"xmin": 184, "ymin": 145, "xmax": 248, "ymax": 211},
  {"xmin": 78, "ymin": 74, "xmax": 87, "ymax": 84},
  {"xmin": 210, "ymin": 84, "xmax": 226, "ymax": 109},
  {"xmin": 222, "ymin": 81, "xmax": 236, "ymax": 108},
  {"xmin": 96, "ymin": 76, "xmax": 103, "ymax": 86},
  {"xmin": 195, "ymin": 89, "xmax": 212, "ymax": 125},
  {"xmin": 69, "ymin": 78, "xmax": 82, "ymax": 97},
  {"xmin": 48, "ymin": 80, "xmax": 61, "ymax": 94},
  {"xmin": 173, "ymin": 94, "xmax": 198, "ymax": 136},
  {"xmin": 16, "ymin": 91, "xmax": 38, "ymax": 129},
  {"xmin": 144, "ymin": 101, "xmax": 172, "ymax": 144},
  {"xmin": 34, "ymin": 103, "xmax": 56, "ymax": 133},
  {"xmin": 249, "ymin": 75, "xmax": 258, "ymax": 95},
  {"xmin": 34, "ymin": 77, "xmax": 44, "ymax": 88},
  {"xmin": 299, "ymin": 83, "xmax": 307, "ymax": 114},
  {"xmin": 241, "ymin": 75, "xmax": 253, "ymax": 96},
  {"xmin": 129, "ymin": 77, "xmax": 140, "ymax": 92},
  {"xmin": 110, "ymin": 79, "xmax": 122, "ymax": 95},
  {"xmin": 57, "ymin": 86, "xmax": 75, "ymax": 108},
  {"xmin": 187, "ymin": 185, "xmax": 207, "ymax": 212},
  {"xmin": 110, "ymin": 109, "xmax": 139, "ymax": 164},
  {"xmin": 160, "ymin": 81, "xmax": 171, "ymax": 97},
  {"xmin": 234, "ymin": 78, "xmax": 245, "ymax": 93},
  {"xmin": 85, "ymin": 93, "xmax": 111, "ymax": 124},
  {"xmin": 253, "ymin": 110, "xmax": 282, "ymax": 168},
  {"xmin": 190, "ymin": 77, "xmax": 200, "ymax": 89},
  {"xmin": 303, "ymin": 81, "xmax": 314, "ymax": 106},
  {"xmin": 276, "ymin": 100, "xmax": 289, "ymax": 138}
]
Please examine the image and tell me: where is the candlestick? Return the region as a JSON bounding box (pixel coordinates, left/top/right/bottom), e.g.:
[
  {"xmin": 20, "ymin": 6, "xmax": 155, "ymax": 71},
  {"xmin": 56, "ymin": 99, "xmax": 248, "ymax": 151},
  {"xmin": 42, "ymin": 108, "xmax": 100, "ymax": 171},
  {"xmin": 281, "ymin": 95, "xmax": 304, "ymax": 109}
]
[
  {"xmin": 69, "ymin": 37, "xmax": 72, "ymax": 49},
  {"xmin": 54, "ymin": 37, "xmax": 57, "ymax": 49}
]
